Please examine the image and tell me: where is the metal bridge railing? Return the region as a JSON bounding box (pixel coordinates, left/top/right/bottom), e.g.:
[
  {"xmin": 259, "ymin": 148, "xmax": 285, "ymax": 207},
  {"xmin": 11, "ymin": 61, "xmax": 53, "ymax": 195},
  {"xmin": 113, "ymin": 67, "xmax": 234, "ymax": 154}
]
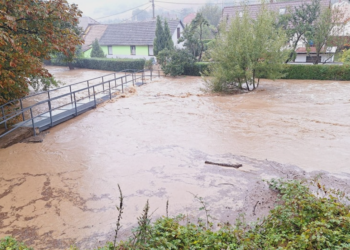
[{"xmin": 0, "ymin": 69, "xmax": 145, "ymax": 139}]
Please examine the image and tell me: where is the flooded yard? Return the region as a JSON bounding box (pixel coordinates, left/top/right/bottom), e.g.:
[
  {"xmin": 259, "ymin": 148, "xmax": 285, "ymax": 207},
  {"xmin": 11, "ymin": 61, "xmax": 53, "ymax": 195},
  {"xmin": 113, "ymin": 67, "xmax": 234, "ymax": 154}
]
[{"xmin": 0, "ymin": 66, "xmax": 350, "ymax": 249}]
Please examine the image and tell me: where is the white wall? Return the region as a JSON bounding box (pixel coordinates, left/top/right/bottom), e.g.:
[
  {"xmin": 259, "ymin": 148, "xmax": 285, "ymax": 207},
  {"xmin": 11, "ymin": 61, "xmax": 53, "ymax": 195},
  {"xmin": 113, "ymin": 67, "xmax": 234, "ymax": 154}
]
[{"xmin": 172, "ymin": 23, "xmax": 184, "ymax": 49}]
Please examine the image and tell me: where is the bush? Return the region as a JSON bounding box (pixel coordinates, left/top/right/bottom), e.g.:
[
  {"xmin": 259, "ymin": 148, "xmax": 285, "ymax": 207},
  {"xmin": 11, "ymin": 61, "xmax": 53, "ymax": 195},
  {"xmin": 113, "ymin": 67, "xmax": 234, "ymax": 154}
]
[
  {"xmin": 184, "ymin": 62, "xmax": 210, "ymax": 76},
  {"xmin": 0, "ymin": 237, "xmax": 32, "ymax": 250},
  {"xmin": 49, "ymin": 58, "xmax": 145, "ymax": 71},
  {"xmin": 283, "ymin": 64, "xmax": 350, "ymax": 80},
  {"xmin": 157, "ymin": 49, "xmax": 195, "ymax": 77},
  {"xmin": 341, "ymin": 49, "xmax": 350, "ymax": 64}
]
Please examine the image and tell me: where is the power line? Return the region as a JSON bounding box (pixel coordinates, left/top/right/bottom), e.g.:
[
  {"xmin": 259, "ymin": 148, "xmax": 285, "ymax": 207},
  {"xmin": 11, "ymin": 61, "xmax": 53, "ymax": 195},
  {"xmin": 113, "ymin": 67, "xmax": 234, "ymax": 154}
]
[{"xmin": 95, "ymin": 2, "xmax": 149, "ymax": 20}]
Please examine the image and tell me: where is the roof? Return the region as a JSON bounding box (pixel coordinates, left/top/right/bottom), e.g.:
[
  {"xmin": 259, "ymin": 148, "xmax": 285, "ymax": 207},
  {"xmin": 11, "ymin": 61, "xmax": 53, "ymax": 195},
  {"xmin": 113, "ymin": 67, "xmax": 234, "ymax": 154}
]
[
  {"xmin": 82, "ymin": 24, "xmax": 108, "ymax": 52},
  {"xmin": 222, "ymin": 0, "xmax": 331, "ymax": 22},
  {"xmin": 296, "ymin": 46, "xmax": 337, "ymax": 54},
  {"xmin": 183, "ymin": 13, "xmax": 196, "ymax": 25},
  {"xmin": 78, "ymin": 16, "xmax": 99, "ymax": 31},
  {"xmin": 99, "ymin": 20, "xmax": 184, "ymax": 46}
]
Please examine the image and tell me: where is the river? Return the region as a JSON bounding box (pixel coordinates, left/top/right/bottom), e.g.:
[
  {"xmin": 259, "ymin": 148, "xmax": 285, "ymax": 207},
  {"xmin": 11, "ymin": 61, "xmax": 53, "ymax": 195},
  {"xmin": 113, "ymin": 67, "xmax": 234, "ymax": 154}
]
[{"xmin": 0, "ymin": 66, "xmax": 349, "ymax": 249}]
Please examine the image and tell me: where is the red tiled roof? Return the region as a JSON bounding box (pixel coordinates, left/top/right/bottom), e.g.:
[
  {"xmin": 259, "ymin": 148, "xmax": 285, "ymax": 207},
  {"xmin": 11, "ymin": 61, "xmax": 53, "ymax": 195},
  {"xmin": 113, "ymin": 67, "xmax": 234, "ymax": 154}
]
[
  {"xmin": 222, "ymin": 0, "xmax": 331, "ymax": 22},
  {"xmin": 183, "ymin": 13, "xmax": 196, "ymax": 25}
]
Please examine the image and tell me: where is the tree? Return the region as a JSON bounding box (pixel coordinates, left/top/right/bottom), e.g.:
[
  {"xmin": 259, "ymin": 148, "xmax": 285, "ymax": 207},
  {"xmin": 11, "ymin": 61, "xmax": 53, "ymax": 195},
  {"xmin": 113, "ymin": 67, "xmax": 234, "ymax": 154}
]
[
  {"xmin": 304, "ymin": 6, "xmax": 347, "ymax": 64},
  {"xmin": 163, "ymin": 20, "xmax": 174, "ymax": 50},
  {"xmin": 153, "ymin": 16, "xmax": 174, "ymax": 56},
  {"xmin": 198, "ymin": 4, "xmax": 221, "ymax": 27},
  {"xmin": 208, "ymin": 4, "xmax": 287, "ymax": 92},
  {"xmin": 153, "ymin": 16, "xmax": 164, "ymax": 56},
  {"xmin": 277, "ymin": 0, "xmax": 321, "ymax": 63},
  {"xmin": 179, "ymin": 13, "xmax": 209, "ymax": 61},
  {"xmin": 0, "ymin": 0, "xmax": 83, "ymax": 104},
  {"xmin": 90, "ymin": 39, "xmax": 105, "ymax": 58},
  {"xmin": 341, "ymin": 49, "xmax": 350, "ymax": 64}
]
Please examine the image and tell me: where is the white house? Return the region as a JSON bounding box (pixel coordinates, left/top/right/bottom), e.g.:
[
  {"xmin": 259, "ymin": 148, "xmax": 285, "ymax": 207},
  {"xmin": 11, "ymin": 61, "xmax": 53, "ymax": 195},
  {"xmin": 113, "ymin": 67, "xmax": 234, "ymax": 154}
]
[{"xmin": 295, "ymin": 46, "xmax": 337, "ymax": 63}]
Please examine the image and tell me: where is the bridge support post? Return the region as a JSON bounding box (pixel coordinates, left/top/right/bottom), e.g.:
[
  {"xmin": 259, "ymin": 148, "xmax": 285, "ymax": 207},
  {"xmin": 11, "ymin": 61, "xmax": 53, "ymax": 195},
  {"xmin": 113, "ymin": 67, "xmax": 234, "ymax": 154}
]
[
  {"xmin": 1, "ymin": 106, "xmax": 7, "ymax": 130},
  {"xmin": 69, "ymin": 86, "xmax": 73, "ymax": 104},
  {"xmin": 109, "ymin": 81, "xmax": 112, "ymax": 99},
  {"xmin": 19, "ymin": 99, "xmax": 25, "ymax": 121},
  {"xmin": 30, "ymin": 108, "xmax": 36, "ymax": 137},
  {"xmin": 93, "ymin": 86, "xmax": 97, "ymax": 107},
  {"xmin": 73, "ymin": 92, "xmax": 78, "ymax": 116},
  {"xmin": 87, "ymin": 81, "xmax": 90, "ymax": 99}
]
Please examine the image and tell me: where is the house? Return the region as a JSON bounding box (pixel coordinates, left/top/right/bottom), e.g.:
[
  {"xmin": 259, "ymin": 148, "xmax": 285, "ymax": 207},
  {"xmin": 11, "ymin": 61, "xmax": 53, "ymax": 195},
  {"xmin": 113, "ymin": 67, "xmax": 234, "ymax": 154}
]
[
  {"xmin": 222, "ymin": 0, "xmax": 331, "ymax": 23},
  {"xmin": 84, "ymin": 20, "xmax": 184, "ymax": 59},
  {"xmin": 295, "ymin": 46, "xmax": 337, "ymax": 63},
  {"xmin": 332, "ymin": 1, "xmax": 350, "ymax": 38},
  {"xmin": 78, "ymin": 16, "xmax": 99, "ymax": 31},
  {"xmin": 82, "ymin": 24, "xmax": 108, "ymax": 56},
  {"xmin": 183, "ymin": 13, "xmax": 196, "ymax": 25}
]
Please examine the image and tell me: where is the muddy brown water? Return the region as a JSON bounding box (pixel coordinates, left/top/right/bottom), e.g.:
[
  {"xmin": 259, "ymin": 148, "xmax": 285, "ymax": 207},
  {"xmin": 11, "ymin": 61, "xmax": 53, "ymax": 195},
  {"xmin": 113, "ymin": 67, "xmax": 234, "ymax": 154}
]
[{"xmin": 1, "ymin": 66, "xmax": 350, "ymax": 249}]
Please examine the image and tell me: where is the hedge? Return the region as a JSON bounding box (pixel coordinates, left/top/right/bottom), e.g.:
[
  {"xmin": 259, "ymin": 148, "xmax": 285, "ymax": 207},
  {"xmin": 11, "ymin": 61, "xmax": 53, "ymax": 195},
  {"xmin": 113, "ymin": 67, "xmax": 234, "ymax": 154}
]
[
  {"xmin": 183, "ymin": 63, "xmax": 350, "ymax": 80},
  {"xmin": 282, "ymin": 64, "xmax": 350, "ymax": 80},
  {"xmin": 47, "ymin": 58, "xmax": 145, "ymax": 71},
  {"xmin": 183, "ymin": 62, "xmax": 210, "ymax": 76}
]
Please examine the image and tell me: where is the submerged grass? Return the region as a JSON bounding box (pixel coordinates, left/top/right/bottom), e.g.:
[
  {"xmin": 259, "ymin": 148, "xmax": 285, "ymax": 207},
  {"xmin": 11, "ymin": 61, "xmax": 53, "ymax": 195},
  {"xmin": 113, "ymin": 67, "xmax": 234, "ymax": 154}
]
[{"xmin": 2, "ymin": 179, "xmax": 350, "ymax": 250}]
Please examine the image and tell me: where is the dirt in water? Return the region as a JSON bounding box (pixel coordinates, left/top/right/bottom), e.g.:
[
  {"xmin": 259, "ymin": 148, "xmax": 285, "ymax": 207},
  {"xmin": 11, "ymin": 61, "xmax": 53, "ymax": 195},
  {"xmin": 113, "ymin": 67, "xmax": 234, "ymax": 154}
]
[{"xmin": 0, "ymin": 68, "xmax": 350, "ymax": 249}]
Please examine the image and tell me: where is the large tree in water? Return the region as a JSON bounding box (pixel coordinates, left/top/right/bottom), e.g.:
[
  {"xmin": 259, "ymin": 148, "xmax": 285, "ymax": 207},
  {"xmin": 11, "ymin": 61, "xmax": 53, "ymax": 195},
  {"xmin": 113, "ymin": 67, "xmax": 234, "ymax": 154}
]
[
  {"xmin": 0, "ymin": 0, "xmax": 83, "ymax": 104},
  {"xmin": 208, "ymin": 3, "xmax": 287, "ymax": 92}
]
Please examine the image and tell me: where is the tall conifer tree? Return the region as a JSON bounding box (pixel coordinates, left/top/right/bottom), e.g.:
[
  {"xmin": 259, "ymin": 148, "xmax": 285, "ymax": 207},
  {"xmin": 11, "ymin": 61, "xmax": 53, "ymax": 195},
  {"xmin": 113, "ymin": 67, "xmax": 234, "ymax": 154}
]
[
  {"xmin": 163, "ymin": 20, "xmax": 174, "ymax": 50},
  {"xmin": 154, "ymin": 16, "xmax": 164, "ymax": 56}
]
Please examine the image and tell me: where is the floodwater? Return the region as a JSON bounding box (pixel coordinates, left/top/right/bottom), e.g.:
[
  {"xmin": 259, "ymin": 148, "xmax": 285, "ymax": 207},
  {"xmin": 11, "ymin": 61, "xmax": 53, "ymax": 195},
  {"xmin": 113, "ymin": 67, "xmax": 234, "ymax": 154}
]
[{"xmin": 0, "ymin": 66, "xmax": 350, "ymax": 249}]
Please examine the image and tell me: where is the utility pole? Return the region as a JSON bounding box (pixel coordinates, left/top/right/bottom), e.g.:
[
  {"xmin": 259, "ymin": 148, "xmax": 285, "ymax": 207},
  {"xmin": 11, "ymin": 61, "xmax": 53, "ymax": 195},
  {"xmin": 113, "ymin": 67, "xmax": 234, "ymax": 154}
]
[{"xmin": 150, "ymin": 0, "xmax": 155, "ymax": 19}]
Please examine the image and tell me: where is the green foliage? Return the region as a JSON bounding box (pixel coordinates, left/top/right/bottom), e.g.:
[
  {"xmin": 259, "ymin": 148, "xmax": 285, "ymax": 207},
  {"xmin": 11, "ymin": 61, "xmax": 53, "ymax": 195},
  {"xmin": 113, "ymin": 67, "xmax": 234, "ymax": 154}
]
[
  {"xmin": 163, "ymin": 20, "xmax": 174, "ymax": 50},
  {"xmin": 154, "ymin": 16, "xmax": 164, "ymax": 56},
  {"xmin": 29, "ymin": 76, "xmax": 61, "ymax": 92},
  {"xmin": 158, "ymin": 49, "xmax": 195, "ymax": 76},
  {"xmin": 282, "ymin": 64, "xmax": 350, "ymax": 80},
  {"xmin": 208, "ymin": 3, "xmax": 287, "ymax": 92},
  {"xmin": 184, "ymin": 62, "xmax": 210, "ymax": 76},
  {"xmin": 144, "ymin": 58, "xmax": 155, "ymax": 70},
  {"xmin": 90, "ymin": 39, "xmax": 106, "ymax": 58},
  {"xmin": 153, "ymin": 17, "xmax": 174, "ymax": 56},
  {"xmin": 341, "ymin": 49, "xmax": 350, "ymax": 64},
  {"xmin": 179, "ymin": 13, "xmax": 209, "ymax": 61},
  {"xmin": 50, "ymin": 58, "xmax": 145, "ymax": 72},
  {"xmin": 0, "ymin": 237, "xmax": 33, "ymax": 250},
  {"xmin": 276, "ymin": 0, "xmax": 321, "ymax": 63}
]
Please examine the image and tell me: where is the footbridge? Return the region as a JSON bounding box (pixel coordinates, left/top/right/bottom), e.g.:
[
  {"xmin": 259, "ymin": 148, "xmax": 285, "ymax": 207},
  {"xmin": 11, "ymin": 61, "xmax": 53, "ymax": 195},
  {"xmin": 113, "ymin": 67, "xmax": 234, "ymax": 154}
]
[{"xmin": 0, "ymin": 69, "xmax": 151, "ymax": 139}]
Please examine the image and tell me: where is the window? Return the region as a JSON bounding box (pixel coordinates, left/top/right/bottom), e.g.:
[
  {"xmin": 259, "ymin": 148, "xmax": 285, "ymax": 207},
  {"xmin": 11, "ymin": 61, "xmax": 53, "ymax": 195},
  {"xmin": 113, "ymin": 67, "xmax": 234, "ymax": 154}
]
[
  {"xmin": 108, "ymin": 46, "xmax": 113, "ymax": 55},
  {"xmin": 306, "ymin": 56, "xmax": 321, "ymax": 63},
  {"xmin": 177, "ymin": 27, "xmax": 180, "ymax": 39},
  {"xmin": 279, "ymin": 8, "xmax": 286, "ymax": 15},
  {"xmin": 148, "ymin": 45, "xmax": 154, "ymax": 56},
  {"xmin": 130, "ymin": 45, "xmax": 136, "ymax": 55}
]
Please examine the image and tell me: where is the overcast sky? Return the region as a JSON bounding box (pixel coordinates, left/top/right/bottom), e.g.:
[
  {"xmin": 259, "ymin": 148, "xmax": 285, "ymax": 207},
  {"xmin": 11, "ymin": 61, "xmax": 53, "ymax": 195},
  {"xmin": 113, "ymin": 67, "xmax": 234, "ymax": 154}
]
[{"xmin": 67, "ymin": 0, "xmax": 227, "ymax": 21}]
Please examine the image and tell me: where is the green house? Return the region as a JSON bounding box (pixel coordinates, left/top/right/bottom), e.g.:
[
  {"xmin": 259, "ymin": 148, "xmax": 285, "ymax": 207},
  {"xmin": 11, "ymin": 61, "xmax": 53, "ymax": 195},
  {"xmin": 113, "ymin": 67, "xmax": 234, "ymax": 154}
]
[{"xmin": 83, "ymin": 20, "xmax": 184, "ymax": 59}]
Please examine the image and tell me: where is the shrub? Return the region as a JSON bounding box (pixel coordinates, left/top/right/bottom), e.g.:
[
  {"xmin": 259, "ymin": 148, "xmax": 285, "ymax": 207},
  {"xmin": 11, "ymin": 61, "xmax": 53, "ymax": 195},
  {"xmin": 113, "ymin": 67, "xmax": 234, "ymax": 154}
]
[
  {"xmin": 183, "ymin": 62, "xmax": 210, "ymax": 76},
  {"xmin": 341, "ymin": 49, "xmax": 350, "ymax": 64},
  {"xmin": 0, "ymin": 237, "xmax": 33, "ymax": 250},
  {"xmin": 157, "ymin": 49, "xmax": 195, "ymax": 77},
  {"xmin": 283, "ymin": 64, "xmax": 350, "ymax": 80},
  {"xmin": 49, "ymin": 58, "xmax": 145, "ymax": 71}
]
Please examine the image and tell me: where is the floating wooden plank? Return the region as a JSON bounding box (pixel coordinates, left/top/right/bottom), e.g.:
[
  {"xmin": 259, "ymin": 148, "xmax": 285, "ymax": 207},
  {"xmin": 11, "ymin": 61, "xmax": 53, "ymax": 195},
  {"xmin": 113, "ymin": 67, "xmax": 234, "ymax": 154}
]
[{"xmin": 205, "ymin": 161, "xmax": 242, "ymax": 169}]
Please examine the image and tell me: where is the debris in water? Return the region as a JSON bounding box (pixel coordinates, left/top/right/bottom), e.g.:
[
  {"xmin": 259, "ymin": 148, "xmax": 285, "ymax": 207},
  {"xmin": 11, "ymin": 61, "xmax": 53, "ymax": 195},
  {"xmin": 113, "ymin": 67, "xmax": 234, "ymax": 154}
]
[{"xmin": 205, "ymin": 161, "xmax": 243, "ymax": 169}]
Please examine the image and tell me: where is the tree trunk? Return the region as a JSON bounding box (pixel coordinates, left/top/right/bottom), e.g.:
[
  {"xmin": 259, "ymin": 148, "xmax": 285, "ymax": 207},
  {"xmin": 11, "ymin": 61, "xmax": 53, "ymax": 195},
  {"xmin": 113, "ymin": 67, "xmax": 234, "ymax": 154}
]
[{"xmin": 285, "ymin": 34, "xmax": 302, "ymax": 63}]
